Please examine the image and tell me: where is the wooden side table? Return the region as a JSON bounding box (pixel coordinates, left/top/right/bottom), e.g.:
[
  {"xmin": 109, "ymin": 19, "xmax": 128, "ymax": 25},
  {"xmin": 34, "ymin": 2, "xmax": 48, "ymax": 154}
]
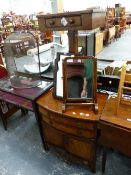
[
  {"xmin": 37, "ymin": 9, "xmax": 106, "ymax": 53},
  {"xmin": 99, "ymin": 96, "xmax": 131, "ymax": 174},
  {"xmin": 37, "ymin": 89, "xmax": 108, "ymax": 172},
  {"xmin": 0, "ymin": 77, "xmax": 53, "ymax": 148}
]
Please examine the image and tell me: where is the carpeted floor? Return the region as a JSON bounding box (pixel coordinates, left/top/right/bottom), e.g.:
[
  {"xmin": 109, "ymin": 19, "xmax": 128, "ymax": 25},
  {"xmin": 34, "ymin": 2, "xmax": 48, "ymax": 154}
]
[
  {"xmin": 0, "ymin": 29, "xmax": 131, "ymax": 175},
  {"xmin": 0, "ymin": 111, "xmax": 131, "ymax": 175}
]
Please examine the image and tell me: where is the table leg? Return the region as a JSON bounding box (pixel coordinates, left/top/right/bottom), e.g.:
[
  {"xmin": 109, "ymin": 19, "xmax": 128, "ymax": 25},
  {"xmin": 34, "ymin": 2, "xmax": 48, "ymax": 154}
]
[
  {"xmin": 102, "ymin": 147, "xmax": 107, "ymax": 174},
  {"xmin": 32, "ymin": 101, "xmax": 49, "ymax": 151},
  {"xmin": 0, "ymin": 113, "xmax": 7, "ymax": 130}
]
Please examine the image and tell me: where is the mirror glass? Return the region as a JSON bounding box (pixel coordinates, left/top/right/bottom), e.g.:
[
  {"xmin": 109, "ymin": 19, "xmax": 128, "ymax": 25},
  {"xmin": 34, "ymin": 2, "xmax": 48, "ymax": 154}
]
[
  {"xmin": 63, "ymin": 56, "xmax": 97, "ymax": 102},
  {"xmin": 53, "ymin": 52, "xmax": 74, "ymax": 99}
]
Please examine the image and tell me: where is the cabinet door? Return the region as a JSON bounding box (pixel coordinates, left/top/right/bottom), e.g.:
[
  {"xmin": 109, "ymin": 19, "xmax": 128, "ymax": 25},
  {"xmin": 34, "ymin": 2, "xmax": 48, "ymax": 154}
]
[{"xmin": 65, "ymin": 136, "xmax": 96, "ymax": 162}]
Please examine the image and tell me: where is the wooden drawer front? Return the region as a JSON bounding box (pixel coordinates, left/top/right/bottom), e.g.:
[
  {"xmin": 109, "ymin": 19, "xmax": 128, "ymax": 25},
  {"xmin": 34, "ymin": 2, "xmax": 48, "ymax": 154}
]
[
  {"xmin": 41, "ymin": 114, "xmax": 96, "ymax": 139},
  {"xmin": 99, "ymin": 123, "xmax": 131, "ymax": 157},
  {"xmin": 42, "ymin": 121, "xmax": 95, "ymax": 161},
  {"xmin": 45, "ymin": 16, "xmax": 82, "ymax": 28},
  {"xmin": 39, "ymin": 107, "xmax": 96, "ymax": 131},
  {"xmin": 42, "ymin": 121, "xmax": 65, "ymax": 148},
  {"xmin": 39, "ymin": 106, "xmax": 49, "ymax": 117}
]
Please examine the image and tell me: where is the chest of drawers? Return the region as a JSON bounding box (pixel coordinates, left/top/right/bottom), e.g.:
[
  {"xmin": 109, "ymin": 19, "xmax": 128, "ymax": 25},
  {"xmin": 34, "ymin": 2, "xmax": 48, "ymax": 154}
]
[{"xmin": 37, "ymin": 89, "xmax": 108, "ymax": 172}]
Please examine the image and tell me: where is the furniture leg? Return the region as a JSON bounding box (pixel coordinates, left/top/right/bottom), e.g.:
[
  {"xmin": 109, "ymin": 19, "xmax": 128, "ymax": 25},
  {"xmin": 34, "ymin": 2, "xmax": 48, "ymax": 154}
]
[
  {"xmin": 0, "ymin": 113, "xmax": 7, "ymax": 130},
  {"xmin": 0, "ymin": 101, "xmax": 7, "ymax": 130},
  {"xmin": 32, "ymin": 101, "xmax": 49, "ymax": 151},
  {"xmin": 21, "ymin": 109, "xmax": 28, "ymax": 115},
  {"xmin": 102, "ymin": 147, "xmax": 107, "ymax": 174}
]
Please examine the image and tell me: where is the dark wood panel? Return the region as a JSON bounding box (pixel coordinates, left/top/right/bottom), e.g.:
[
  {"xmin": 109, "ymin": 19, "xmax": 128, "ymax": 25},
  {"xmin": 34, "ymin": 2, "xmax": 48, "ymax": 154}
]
[{"xmin": 99, "ymin": 122, "xmax": 131, "ymax": 157}]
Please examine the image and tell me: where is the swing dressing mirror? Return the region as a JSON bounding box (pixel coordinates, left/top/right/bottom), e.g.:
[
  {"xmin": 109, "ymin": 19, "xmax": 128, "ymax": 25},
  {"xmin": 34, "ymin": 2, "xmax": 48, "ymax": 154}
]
[{"xmin": 53, "ymin": 54, "xmax": 98, "ymax": 113}]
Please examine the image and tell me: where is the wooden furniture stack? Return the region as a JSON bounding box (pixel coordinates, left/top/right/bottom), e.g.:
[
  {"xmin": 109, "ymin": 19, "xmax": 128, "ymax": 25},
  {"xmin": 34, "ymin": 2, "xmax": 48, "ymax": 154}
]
[{"xmin": 37, "ymin": 9, "xmax": 106, "ymax": 172}]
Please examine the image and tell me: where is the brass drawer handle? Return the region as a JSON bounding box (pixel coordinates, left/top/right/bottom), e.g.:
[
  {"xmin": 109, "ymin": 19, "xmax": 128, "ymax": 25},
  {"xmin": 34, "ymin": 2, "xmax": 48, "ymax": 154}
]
[
  {"xmin": 49, "ymin": 20, "xmax": 55, "ymax": 25},
  {"xmin": 68, "ymin": 19, "xmax": 75, "ymax": 24}
]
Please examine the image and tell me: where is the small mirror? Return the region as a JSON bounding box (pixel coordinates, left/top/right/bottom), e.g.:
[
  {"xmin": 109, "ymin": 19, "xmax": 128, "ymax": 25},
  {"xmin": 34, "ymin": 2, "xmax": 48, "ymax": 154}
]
[
  {"xmin": 53, "ymin": 52, "xmax": 74, "ymax": 99},
  {"xmin": 63, "ymin": 56, "xmax": 98, "ymax": 113}
]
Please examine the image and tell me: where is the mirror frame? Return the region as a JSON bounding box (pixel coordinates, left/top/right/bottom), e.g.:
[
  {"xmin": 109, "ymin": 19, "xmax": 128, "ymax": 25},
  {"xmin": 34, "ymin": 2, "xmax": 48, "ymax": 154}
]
[
  {"xmin": 53, "ymin": 52, "xmax": 74, "ymax": 99},
  {"xmin": 63, "ymin": 56, "xmax": 98, "ymax": 113}
]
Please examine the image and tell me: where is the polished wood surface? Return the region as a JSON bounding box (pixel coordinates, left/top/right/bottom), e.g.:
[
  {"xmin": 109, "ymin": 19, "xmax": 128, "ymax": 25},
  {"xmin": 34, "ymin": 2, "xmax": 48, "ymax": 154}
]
[
  {"xmin": 37, "ymin": 89, "xmax": 108, "ymax": 172},
  {"xmin": 37, "ymin": 89, "xmax": 107, "ymax": 121},
  {"xmin": 100, "ymin": 97, "xmax": 131, "ymax": 129}
]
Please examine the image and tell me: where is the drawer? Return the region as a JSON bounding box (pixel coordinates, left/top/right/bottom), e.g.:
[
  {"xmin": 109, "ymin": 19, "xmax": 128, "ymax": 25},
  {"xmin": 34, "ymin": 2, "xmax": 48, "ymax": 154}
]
[
  {"xmin": 41, "ymin": 114, "xmax": 96, "ymax": 139},
  {"xmin": 39, "ymin": 106, "xmax": 96, "ymax": 131},
  {"xmin": 39, "ymin": 106, "xmax": 49, "ymax": 117},
  {"xmin": 42, "ymin": 121, "xmax": 95, "ymax": 161},
  {"xmin": 45, "ymin": 16, "xmax": 82, "ymax": 28}
]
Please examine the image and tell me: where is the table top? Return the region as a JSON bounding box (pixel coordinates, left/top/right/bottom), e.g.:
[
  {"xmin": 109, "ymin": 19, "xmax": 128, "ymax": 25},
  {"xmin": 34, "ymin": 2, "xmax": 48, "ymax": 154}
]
[
  {"xmin": 37, "ymin": 88, "xmax": 108, "ymax": 121},
  {"xmin": 0, "ymin": 76, "xmax": 53, "ymax": 101},
  {"xmin": 100, "ymin": 96, "xmax": 131, "ymax": 130}
]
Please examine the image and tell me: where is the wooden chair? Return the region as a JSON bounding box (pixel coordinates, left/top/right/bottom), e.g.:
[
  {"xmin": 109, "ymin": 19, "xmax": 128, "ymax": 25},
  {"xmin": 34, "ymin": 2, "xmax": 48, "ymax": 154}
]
[
  {"xmin": 41, "ymin": 31, "xmax": 53, "ymax": 43},
  {"xmin": 115, "ymin": 63, "xmax": 131, "ymax": 115},
  {"xmin": 1, "ymin": 17, "xmax": 14, "ymax": 33},
  {"xmin": 119, "ymin": 18, "xmax": 127, "ymax": 34}
]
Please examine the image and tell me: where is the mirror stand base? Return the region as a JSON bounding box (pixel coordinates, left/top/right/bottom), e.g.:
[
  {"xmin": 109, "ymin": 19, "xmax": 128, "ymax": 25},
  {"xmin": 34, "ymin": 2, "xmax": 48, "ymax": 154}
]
[{"xmin": 62, "ymin": 102, "xmax": 98, "ymax": 114}]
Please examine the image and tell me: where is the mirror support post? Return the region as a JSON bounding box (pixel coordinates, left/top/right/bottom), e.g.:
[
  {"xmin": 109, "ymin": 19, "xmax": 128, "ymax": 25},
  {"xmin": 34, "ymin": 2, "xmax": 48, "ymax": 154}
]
[{"xmin": 68, "ymin": 30, "xmax": 78, "ymax": 53}]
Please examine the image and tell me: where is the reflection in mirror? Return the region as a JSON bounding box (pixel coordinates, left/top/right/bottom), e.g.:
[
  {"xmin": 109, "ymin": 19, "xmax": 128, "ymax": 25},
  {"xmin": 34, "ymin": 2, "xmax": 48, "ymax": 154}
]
[
  {"xmin": 63, "ymin": 56, "xmax": 98, "ymax": 113},
  {"xmin": 66, "ymin": 58, "xmax": 93, "ymax": 99},
  {"xmin": 53, "ymin": 52, "xmax": 74, "ymax": 99}
]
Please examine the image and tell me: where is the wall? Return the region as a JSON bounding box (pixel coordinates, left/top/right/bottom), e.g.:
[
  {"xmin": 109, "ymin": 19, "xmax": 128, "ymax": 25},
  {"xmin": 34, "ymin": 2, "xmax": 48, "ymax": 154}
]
[
  {"xmin": 0, "ymin": 0, "xmax": 131, "ymax": 15},
  {"xmin": 63, "ymin": 0, "xmax": 131, "ymax": 12}
]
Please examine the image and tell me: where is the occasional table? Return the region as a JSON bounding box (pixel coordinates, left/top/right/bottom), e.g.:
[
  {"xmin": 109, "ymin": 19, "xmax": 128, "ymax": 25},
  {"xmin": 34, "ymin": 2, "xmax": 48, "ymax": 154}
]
[
  {"xmin": 99, "ymin": 96, "xmax": 131, "ymax": 174},
  {"xmin": 0, "ymin": 76, "xmax": 53, "ymax": 148}
]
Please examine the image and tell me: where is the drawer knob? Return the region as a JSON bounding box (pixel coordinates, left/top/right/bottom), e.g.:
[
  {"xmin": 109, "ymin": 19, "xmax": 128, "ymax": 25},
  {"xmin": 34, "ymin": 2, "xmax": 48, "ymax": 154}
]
[
  {"xmin": 49, "ymin": 20, "xmax": 55, "ymax": 25},
  {"xmin": 68, "ymin": 19, "xmax": 74, "ymax": 24}
]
